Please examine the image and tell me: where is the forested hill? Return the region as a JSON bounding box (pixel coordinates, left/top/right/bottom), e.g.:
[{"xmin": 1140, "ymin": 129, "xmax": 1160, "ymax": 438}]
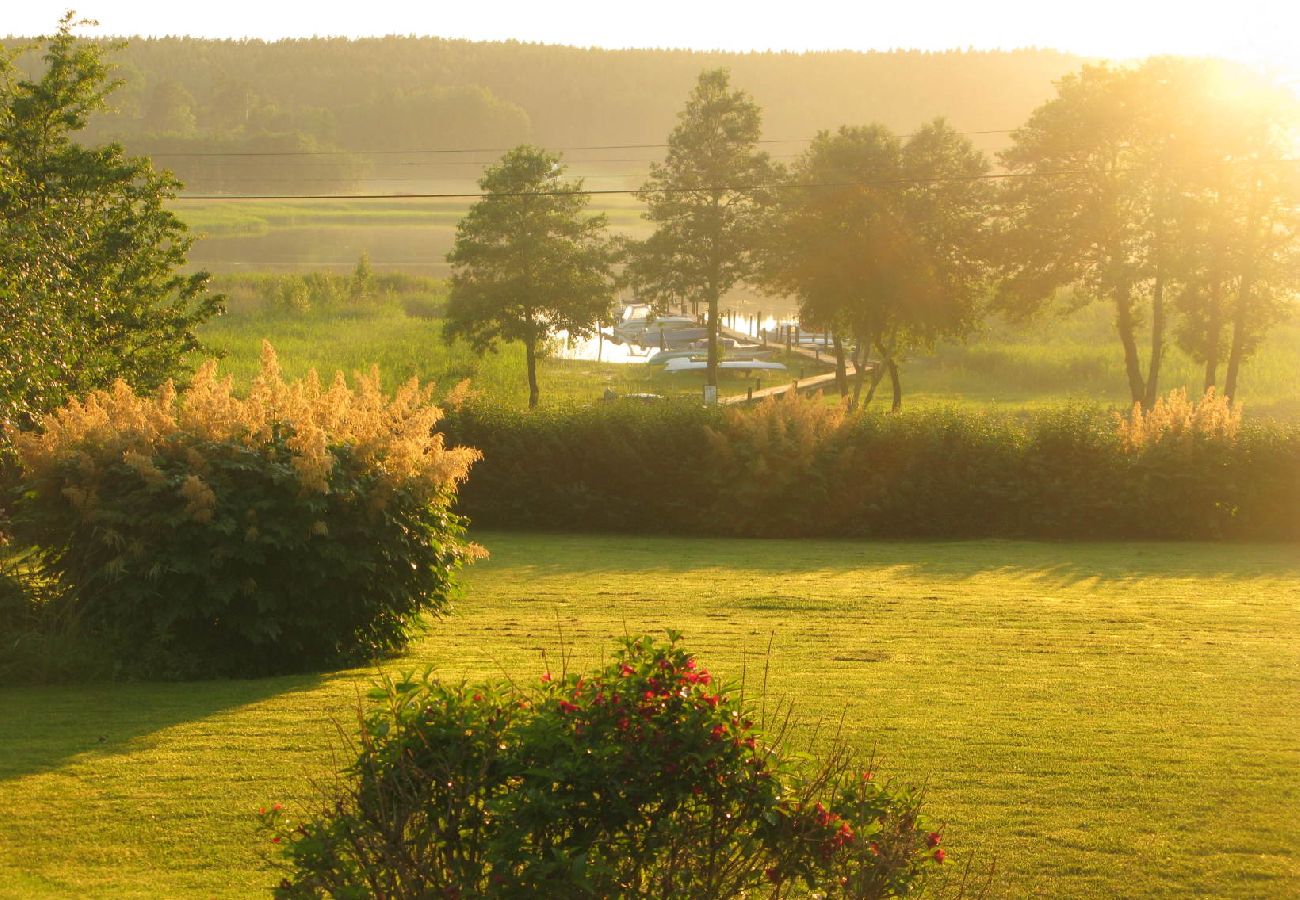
[{"xmin": 10, "ymin": 36, "xmax": 1083, "ymax": 191}]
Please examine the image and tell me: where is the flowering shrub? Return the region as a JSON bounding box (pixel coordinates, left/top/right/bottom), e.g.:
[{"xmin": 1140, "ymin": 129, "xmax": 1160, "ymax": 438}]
[
  {"xmin": 1116, "ymin": 387, "xmax": 1242, "ymax": 451},
  {"xmin": 261, "ymin": 634, "xmax": 945, "ymax": 898},
  {"xmin": 6, "ymin": 343, "xmax": 479, "ymax": 678}
]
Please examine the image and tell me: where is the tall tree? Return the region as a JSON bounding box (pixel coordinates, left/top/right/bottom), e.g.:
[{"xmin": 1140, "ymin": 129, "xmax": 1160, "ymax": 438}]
[
  {"xmin": 0, "ymin": 15, "xmax": 222, "ymax": 437},
  {"xmin": 444, "ymin": 145, "xmax": 615, "ymax": 409},
  {"xmin": 629, "ymin": 69, "xmax": 772, "ymax": 392},
  {"xmin": 757, "ymin": 121, "xmax": 990, "ymax": 410},
  {"xmin": 1165, "ymin": 63, "xmax": 1300, "ymax": 400},
  {"xmin": 998, "ymin": 58, "xmax": 1299, "ymax": 407},
  {"xmin": 998, "ymin": 64, "xmax": 1159, "ymax": 407}
]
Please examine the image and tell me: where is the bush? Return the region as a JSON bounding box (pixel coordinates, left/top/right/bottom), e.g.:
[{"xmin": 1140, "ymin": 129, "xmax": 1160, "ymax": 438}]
[
  {"xmin": 261, "ymin": 634, "xmax": 946, "ymax": 898},
  {"xmin": 6, "ymin": 344, "xmax": 480, "ymax": 678},
  {"xmin": 439, "ymin": 391, "xmax": 1300, "ymax": 541}
]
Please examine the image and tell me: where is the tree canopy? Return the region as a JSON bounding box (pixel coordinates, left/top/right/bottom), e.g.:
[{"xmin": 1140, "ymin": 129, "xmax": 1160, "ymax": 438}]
[
  {"xmin": 444, "ymin": 145, "xmax": 616, "ymax": 408},
  {"xmin": 630, "ymin": 69, "xmax": 772, "ymax": 390},
  {"xmin": 998, "ymin": 58, "xmax": 1299, "ymax": 405},
  {"xmin": 759, "ymin": 120, "xmax": 991, "ymax": 409},
  {"xmin": 0, "ymin": 16, "xmax": 221, "ymax": 437}
]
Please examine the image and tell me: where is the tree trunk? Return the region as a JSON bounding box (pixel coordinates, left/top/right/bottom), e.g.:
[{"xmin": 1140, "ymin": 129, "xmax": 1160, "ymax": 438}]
[
  {"xmin": 874, "ymin": 337, "xmax": 902, "ymax": 412},
  {"xmin": 705, "ymin": 288, "xmax": 720, "ymax": 389},
  {"xmin": 832, "ymin": 332, "xmax": 848, "ymax": 398},
  {"xmin": 1224, "ymin": 274, "xmax": 1254, "ymax": 402},
  {"xmin": 1113, "ymin": 286, "xmax": 1147, "ymax": 406},
  {"xmin": 1143, "ymin": 275, "xmax": 1165, "ymax": 409},
  {"xmin": 525, "ymin": 337, "xmax": 539, "ymax": 409},
  {"xmin": 849, "ymin": 327, "xmax": 874, "ymax": 410},
  {"xmin": 1202, "ymin": 281, "xmax": 1223, "ymax": 393}
]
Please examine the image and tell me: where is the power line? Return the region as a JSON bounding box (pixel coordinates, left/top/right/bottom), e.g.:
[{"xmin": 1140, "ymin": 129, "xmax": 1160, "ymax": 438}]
[
  {"xmin": 167, "ymin": 155, "xmax": 1300, "ymax": 199},
  {"xmin": 145, "ymin": 129, "xmax": 1019, "ymax": 160},
  {"xmin": 170, "ymin": 169, "xmax": 1095, "ymax": 201}
]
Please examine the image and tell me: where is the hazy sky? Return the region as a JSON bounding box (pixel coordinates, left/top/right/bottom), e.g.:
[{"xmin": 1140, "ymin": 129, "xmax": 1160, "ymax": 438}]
[{"xmin": 7, "ymin": 1, "xmax": 1298, "ymax": 76}]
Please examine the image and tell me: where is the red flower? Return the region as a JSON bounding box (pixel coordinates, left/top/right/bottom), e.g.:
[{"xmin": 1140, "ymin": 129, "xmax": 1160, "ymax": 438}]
[
  {"xmin": 557, "ymin": 700, "xmax": 580, "ymax": 714},
  {"xmin": 619, "ymin": 664, "xmax": 634, "ymax": 677},
  {"xmin": 472, "ymin": 693, "xmax": 483, "ymax": 702},
  {"xmin": 927, "ymin": 831, "xmax": 942, "ymax": 847},
  {"xmin": 933, "ymin": 848, "xmax": 946, "ymax": 864},
  {"xmin": 684, "ymin": 657, "xmax": 697, "ymax": 671},
  {"xmin": 710, "ymin": 724, "xmax": 727, "ymax": 740},
  {"xmin": 271, "ymin": 836, "xmax": 281, "ymax": 844},
  {"xmin": 764, "ymin": 866, "xmax": 781, "ymax": 884},
  {"xmin": 702, "ymin": 694, "xmax": 721, "ymax": 708},
  {"xmin": 540, "ymin": 672, "xmax": 552, "ymax": 683}
]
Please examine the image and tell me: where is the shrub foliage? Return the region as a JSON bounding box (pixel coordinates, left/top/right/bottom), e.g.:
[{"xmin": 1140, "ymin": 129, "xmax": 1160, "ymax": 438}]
[
  {"xmin": 261, "ymin": 634, "xmax": 945, "ymax": 898},
  {"xmin": 7, "ymin": 344, "xmax": 479, "ymax": 677},
  {"xmin": 443, "ymin": 391, "xmax": 1299, "ymax": 540}
]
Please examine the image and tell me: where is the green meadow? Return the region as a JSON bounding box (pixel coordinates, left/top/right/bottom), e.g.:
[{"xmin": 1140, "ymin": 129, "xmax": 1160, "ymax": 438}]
[
  {"xmin": 195, "ymin": 279, "xmax": 1300, "ymax": 418},
  {"xmin": 2, "ymin": 533, "xmax": 1297, "ymax": 897}
]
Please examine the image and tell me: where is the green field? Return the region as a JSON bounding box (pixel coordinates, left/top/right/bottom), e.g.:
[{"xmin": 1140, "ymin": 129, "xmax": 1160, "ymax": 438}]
[
  {"xmin": 197, "ymin": 299, "xmax": 824, "ymax": 406},
  {"xmin": 196, "ymin": 285, "xmax": 1300, "ymax": 417},
  {"xmin": 1, "ymin": 533, "xmax": 1296, "ymax": 897}
]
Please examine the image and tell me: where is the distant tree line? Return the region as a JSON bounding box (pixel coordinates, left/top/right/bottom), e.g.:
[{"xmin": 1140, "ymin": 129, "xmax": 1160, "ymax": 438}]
[{"xmin": 0, "ymin": 33, "xmax": 1081, "ymax": 193}]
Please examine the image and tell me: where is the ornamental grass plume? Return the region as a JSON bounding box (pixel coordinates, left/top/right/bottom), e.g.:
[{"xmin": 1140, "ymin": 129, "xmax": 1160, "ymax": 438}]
[
  {"xmin": 10, "ymin": 341, "xmax": 480, "ymax": 510},
  {"xmin": 1116, "ymin": 387, "xmax": 1242, "ymax": 452}
]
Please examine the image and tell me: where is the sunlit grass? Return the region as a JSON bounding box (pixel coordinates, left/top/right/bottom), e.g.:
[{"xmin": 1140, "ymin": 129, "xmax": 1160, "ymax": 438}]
[
  {"xmin": 1, "ymin": 533, "xmax": 1296, "ymax": 897},
  {"xmin": 197, "ymin": 303, "xmax": 810, "ymax": 406},
  {"xmin": 196, "ymin": 291, "xmax": 1300, "ymax": 417}
]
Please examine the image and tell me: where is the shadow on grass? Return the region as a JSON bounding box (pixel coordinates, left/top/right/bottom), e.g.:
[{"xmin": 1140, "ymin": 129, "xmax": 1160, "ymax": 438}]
[
  {"xmin": 0, "ymin": 672, "xmax": 324, "ymax": 783},
  {"xmin": 469, "ymin": 529, "xmax": 1300, "ymax": 586}
]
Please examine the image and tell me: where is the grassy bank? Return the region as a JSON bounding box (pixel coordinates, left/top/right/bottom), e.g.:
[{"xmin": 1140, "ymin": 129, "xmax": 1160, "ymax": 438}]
[
  {"xmin": 197, "ymin": 300, "xmax": 813, "ymax": 406},
  {"xmin": 1, "ymin": 533, "xmax": 1297, "ymax": 897},
  {"xmin": 194, "ymin": 275, "xmax": 1300, "ymax": 417}
]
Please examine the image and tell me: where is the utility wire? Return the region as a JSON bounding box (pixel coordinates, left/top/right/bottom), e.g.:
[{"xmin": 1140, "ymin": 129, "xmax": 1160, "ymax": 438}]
[
  {"xmin": 170, "ymin": 169, "xmax": 1095, "ymax": 200},
  {"xmin": 168, "ymin": 156, "xmax": 1300, "ymax": 199},
  {"xmin": 146, "ymin": 129, "xmax": 1019, "ymax": 159}
]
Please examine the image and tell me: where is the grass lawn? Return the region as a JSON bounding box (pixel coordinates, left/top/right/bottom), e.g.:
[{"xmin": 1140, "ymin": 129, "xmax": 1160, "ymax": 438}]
[{"xmin": 1, "ymin": 533, "xmax": 1297, "ymax": 897}]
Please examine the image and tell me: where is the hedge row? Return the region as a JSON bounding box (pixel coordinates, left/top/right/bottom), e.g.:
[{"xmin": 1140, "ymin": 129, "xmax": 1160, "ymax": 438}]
[{"xmin": 441, "ymin": 397, "xmax": 1300, "ymax": 541}]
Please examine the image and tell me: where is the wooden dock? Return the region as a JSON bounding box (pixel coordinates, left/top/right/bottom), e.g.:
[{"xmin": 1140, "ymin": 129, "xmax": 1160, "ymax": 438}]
[{"xmin": 716, "ymin": 325, "xmax": 863, "ymax": 405}]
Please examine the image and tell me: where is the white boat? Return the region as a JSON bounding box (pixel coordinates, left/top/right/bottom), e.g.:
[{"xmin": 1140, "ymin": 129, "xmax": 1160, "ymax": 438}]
[
  {"xmin": 612, "ymin": 316, "xmax": 697, "ymax": 339},
  {"xmin": 647, "ymin": 347, "xmax": 778, "ymax": 366},
  {"xmin": 663, "ymin": 358, "xmax": 788, "ymax": 374}
]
